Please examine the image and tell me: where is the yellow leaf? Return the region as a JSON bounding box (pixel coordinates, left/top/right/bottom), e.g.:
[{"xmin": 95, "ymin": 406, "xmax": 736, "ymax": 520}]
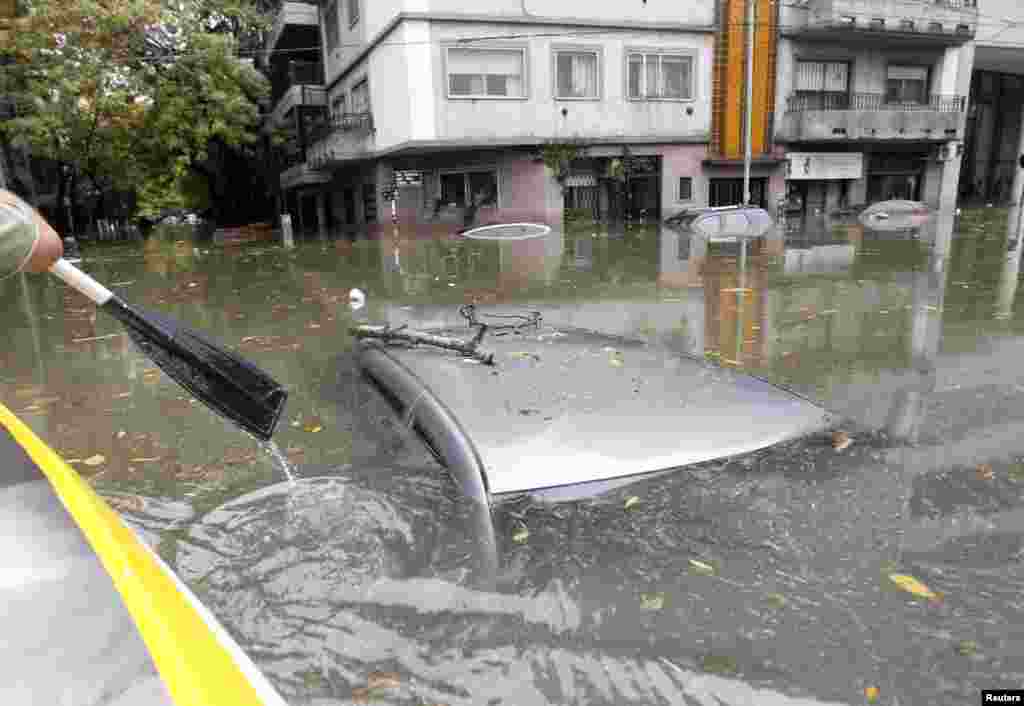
[
  {"xmin": 640, "ymin": 592, "xmax": 665, "ymax": 610},
  {"xmin": 764, "ymin": 592, "xmax": 787, "ymax": 608},
  {"xmin": 610, "ymin": 357, "xmax": 624, "ymax": 367},
  {"xmin": 888, "ymin": 573, "xmax": 940, "ymax": 600},
  {"xmin": 865, "ymin": 686, "xmax": 880, "ymax": 703},
  {"xmin": 624, "ymin": 496, "xmax": 640, "ymax": 510},
  {"xmin": 82, "ymin": 454, "xmax": 106, "ymax": 467},
  {"xmin": 689, "ymin": 559, "xmax": 715, "ymax": 575},
  {"xmin": 512, "ymin": 526, "xmax": 529, "ymax": 544}
]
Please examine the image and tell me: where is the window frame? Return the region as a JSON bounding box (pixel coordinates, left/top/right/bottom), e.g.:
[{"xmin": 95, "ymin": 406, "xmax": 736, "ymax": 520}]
[
  {"xmin": 443, "ymin": 45, "xmax": 529, "ymax": 101},
  {"xmin": 884, "ymin": 63, "xmax": 931, "ymax": 105},
  {"xmin": 677, "ymin": 176, "xmax": 694, "ymax": 203},
  {"xmin": 347, "ymin": 0, "xmax": 359, "ymax": 28},
  {"xmin": 324, "ymin": 0, "xmax": 339, "ymax": 53},
  {"xmin": 435, "ymin": 167, "xmax": 502, "ymax": 209},
  {"xmin": 793, "ymin": 58, "xmax": 851, "ymax": 108},
  {"xmin": 349, "ymin": 77, "xmax": 370, "ymax": 114},
  {"xmin": 625, "ymin": 48, "xmax": 696, "ymax": 103},
  {"xmin": 552, "ymin": 45, "xmax": 603, "ymax": 101}
]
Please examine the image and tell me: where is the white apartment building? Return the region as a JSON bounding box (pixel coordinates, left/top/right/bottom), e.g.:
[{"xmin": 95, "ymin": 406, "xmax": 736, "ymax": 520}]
[
  {"xmin": 773, "ymin": 0, "xmax": 978, "ymax": 219},
  {"xmin": 266, "ymin": 0, "xmax": 719, "ymax": 233}
]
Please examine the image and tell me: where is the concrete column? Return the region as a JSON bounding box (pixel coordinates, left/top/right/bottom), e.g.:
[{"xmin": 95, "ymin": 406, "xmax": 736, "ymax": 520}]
[
  {"xmin": 296, "ymin": 192, "xmax": 306, "ymax": 235},
  {"xmin": 1007, "ymin": 102, "xmax": 1024, "ymax": 243},
  {"xmin": 374, "ymin": 161, "xmax": 395, "ymax": 226},
  {"xmin": 316, "ymin": 191, "xmax": 328, "ymax": 240}
]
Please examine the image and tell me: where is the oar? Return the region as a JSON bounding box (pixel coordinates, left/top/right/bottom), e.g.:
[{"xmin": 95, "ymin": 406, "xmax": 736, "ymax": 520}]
[{"xmin": 48, "ymin": 259, "xmax": 288, "ymax": 441}]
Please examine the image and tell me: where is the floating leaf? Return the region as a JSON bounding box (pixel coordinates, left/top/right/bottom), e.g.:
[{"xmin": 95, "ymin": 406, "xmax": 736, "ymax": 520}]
[
  {"xmin": 864, "ymin": 686, "xmax": 880, "ymax": 703},
  {"xmin": 955, "ymin": 639, "xmax": 978, "ymax": 656},
  {"xmin": 689, "ymin": 558, "xmax": 716, "ymax": 576},
  {"xmin": 832, "ymin": 431, "xmax": 852, "ymax": 451},
  {"xmin": 976, "ymin": 463, "xmax": 994, "ymax": 481},
  {"xmin": 610, "ymin": 357, "xmax": 624, "ymax": 367},
  {"xmin": 512, "ymin": 525, "xmax": 530, "ymax": 544},
  {"xmin": 367, "ymin": 672, "xmax": 401, "ymax": 690},
  {"xmin": 624, "ymin": 495, "xmax": 641, "ymax": 510},
  {"xmin": 764, "ymin": 592, "xmax": 787, "ymax": 609},
  {"xmin": 700, "ymin": 654, "xmax": 737, "ymax": 675},
  {"xmin": 303, "ymin": 417, "xmax": 324, "ymax": 433},
  {"xmin": 888, "ymin": 573, "xmax": 940, "ymax": 600},
  {"xmin": 82, "ymin": 454, "xmax": 106, "ymax": 467},
  {"xmin": 640, "ymin": 592, "xmax": 665, "ymax": 610},
  {"xmin": 104, "ymin": 495, "xmax": 144, "ymax": 513},
  {"xmin": 1009, "ymin": 463, "xmax": 1024, "ymax": 482}
]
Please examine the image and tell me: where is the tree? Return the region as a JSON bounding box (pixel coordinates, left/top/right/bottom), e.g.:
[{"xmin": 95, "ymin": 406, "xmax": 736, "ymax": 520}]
[{"xmin": 0, "ymin": 0, "xmax": 269, "ymax": 231}]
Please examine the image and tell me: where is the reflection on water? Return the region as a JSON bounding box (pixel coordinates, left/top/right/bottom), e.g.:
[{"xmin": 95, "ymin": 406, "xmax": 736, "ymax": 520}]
[{"xmin": 3, "ymin": 211, "xmax": 1024, "ymax": 704}]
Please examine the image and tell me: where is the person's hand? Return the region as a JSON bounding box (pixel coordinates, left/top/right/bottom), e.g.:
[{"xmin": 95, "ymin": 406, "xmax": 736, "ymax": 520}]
[{"xmin": 0, "ymin": 189, "xmax": 63, "ymax": 272}]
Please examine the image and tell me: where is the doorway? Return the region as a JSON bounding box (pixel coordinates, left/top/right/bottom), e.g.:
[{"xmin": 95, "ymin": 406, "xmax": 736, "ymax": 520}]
[{"xmin": 709, "ymin": 178, "xmax": 768, "ymax": 208}]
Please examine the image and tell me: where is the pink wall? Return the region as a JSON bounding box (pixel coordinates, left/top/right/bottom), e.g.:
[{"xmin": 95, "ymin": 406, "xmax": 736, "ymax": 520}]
[{"xmin": 658, "ymin": 143, "xmax": 710, "ymax": 217}]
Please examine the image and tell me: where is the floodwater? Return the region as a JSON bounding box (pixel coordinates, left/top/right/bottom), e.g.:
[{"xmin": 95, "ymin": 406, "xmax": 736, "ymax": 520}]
[{"xmin": 3, "ymin": 208, "xmax": 1024, "ymax": 705}]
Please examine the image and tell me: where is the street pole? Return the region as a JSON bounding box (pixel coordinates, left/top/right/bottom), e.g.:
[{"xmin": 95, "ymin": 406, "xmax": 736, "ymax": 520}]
[{"xmin": 743, "ymin": 0, "xmax": 755, "ymax": 206}]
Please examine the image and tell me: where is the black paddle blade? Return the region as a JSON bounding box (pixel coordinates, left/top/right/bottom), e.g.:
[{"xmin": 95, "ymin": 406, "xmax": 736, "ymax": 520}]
[{"xmin": 102, "ymin": 297, "xmax": 287, "ymax": 440}]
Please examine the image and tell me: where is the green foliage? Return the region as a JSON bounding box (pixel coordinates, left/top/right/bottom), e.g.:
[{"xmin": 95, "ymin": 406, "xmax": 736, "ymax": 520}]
[
  {"xmin": 540, "ymin": 139, "xmax": 587, "ymax": 188},
  {"xmin": 1, "ymin": 0, "xmax": 269, "ymax": 216}
]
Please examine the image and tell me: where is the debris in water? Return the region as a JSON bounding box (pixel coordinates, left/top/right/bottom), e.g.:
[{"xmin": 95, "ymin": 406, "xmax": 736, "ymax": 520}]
[
  {"xmin": 640, "ymin": 592, "xmax": 665, "ymax": 610},
  {"xmin": 832, "ymin": 431, "xmax": 852, "ymax": 451},
  {"xmin": 864, "ymin": 686, "xmax": 880, "ymax": 703},
  {"xmin": 888, "ymin": 573, "xmax": 941, "ymax": 601},
  {"xmin": 349, "ymin": 288, "xmax": 366, "ymax": 310},
  {"xmin": 367, "ymin": 672, "xmax": 401, "ymax": 690},
  {"xmin": 624, "ymin": 496, "xmax": 640, "ymax": 510},
  {"xmin": 82, "ymin": 454, "xmax": 106, "ymax": 467},
  {"xmin": 689, "ymin": 558, "xmax": 716, "ymax": 576},
  {"xmin": 976, "ymin": 463, "xmax": 994, "ymax": 481},
  {"xmin": 512, "ymin": 525, "xmax": 530, "ymax": 544},
  {"xmin": 955, "ymin": 640, "xmax": 978, "ymax": 656}
]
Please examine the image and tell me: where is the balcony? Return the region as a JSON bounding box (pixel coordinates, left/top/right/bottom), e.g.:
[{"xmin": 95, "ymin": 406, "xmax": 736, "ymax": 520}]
[
  {"xmin": 789, "ymin": 0, "xmax": 977, "ymax": 44},
  {"xmin": 280, "ymin": 161, "xmax": 331, "ymax": 190},
  {"xmin": 264, "ymin": 1, "xmax": 319, "ymax": 53},
  {"xmin": 271, "ymin": 85, "xmax": 326, "ymax": 127},
  {"xmin": 307, "ymin": 113, "xmax": 376, "ymax": 168},
  {"xmin": 777, "ymin": 92, "xmax": 966, "ymax": 142}
]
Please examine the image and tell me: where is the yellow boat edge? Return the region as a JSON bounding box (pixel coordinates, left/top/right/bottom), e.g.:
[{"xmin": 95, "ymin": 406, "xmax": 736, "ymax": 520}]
[{"xmin": 0, "ymin": 402, "xmax": 288, "ymax": 706}]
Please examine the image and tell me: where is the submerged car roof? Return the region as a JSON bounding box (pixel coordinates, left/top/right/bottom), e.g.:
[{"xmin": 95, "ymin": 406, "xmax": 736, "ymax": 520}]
[{"xmin": 356, "ymin": 324, "xmax": 832, "ymax": 501}]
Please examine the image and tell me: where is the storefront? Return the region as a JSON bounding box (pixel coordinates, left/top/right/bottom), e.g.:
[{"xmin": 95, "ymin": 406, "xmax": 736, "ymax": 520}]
[
  {"xmin": 784, "ymin": 152, "xmax": 864, "ymax": 216},
  {"xmin": 865, "ymin": 152, "xmax": 927, "ymax": 203}
]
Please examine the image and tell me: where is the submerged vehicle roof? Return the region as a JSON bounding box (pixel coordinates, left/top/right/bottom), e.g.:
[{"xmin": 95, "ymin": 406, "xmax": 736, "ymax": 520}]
[{"xmin": 356, "ymin": 323, "xmax": 833, "ymax": 502}]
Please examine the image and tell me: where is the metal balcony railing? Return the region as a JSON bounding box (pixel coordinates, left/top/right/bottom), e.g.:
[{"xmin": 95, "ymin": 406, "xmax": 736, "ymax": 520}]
[
  {"xmin": 309, "ymin": 111, "xmax": 374, "ymax": 143},
  {"xmin": 270, "ymin": 60, "xmax": 323, "ymax": 105},
  {"xmin": 786, "ymin": 92, "xmax": 966, "ymax": 113}
]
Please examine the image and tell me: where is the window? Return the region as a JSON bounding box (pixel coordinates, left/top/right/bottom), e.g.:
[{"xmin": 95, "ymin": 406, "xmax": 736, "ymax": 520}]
[
  {"xmin": 678, "ymin": 177, "xmax": 693, "ymax": 202},
  {"xmin": 331, "ymin": 93, "xmax": 345, "ymax": 117},
  {"xmin": 555, "ymin": 50, "xmax": 599, "ymax": 99},
  {"xmin": 439, "ymin": 170, "xmax": 499, "ymax": 207},
  {"xmin": 627, "ymin": 52, "xmax": 693, "ymax": 100},
  {"xmin": 324, "ymin": 0, "xmax": 339, "ymax": 52},
  {"xmin": 351, "ymin": 79, "xmax": 369, "ymax": 114},
  {"xmin": 446, "ymin": 48, "xmax": 525, "ymax": 98},
  {"xmin": 795, "ymin": 60, "xmax": 849, "ymax": 109},
  {"xmin": 886, "ymin": 65, "xmax": 928, "ymax": 104},
  {"xmin": 347, "ymin": 0, "xmax": 359, "ymax": 27}
]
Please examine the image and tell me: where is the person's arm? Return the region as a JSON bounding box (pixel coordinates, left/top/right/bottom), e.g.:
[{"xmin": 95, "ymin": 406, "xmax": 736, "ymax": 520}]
[{"xmin": 0, "ymin": 190, "xmax": 63, "ymax": 279}]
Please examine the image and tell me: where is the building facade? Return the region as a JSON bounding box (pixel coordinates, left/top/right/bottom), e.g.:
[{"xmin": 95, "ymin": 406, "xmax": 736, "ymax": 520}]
[
  {"xmin": 960, "ymin": 0, "xmax": 1024, "ymax": 205},
  {"xmin": 773, "ymin": 0, "xmax": 977, "ymax": 220},
  {"xmin": 263, "ymin": 0, "xmax": 723, "ymax": 233}
]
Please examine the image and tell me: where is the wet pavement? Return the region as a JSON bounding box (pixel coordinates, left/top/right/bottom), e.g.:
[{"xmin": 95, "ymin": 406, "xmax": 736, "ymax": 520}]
[{"xmin": 3, "ymin": 209, "xmax": 1024, "ymax": 705}]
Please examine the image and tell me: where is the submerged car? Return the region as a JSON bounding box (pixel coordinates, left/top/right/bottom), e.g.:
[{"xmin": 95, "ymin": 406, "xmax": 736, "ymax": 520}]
[
  {"xmin": 858, "ymin": 200, "xmax": 934, "ymax": 232},
  {"xmin": 353, "ymin": 315, "xmax": 833, "ymax": 504},
  {"xmin": 664, "ymin": 205, "xmax": 774, "ymax": 243}
]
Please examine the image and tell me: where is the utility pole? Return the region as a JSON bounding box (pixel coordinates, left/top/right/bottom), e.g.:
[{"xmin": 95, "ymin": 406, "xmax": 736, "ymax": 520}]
[{"xmin": 743, "ymin": 0, "xmax": 755, "ymax": 206}]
